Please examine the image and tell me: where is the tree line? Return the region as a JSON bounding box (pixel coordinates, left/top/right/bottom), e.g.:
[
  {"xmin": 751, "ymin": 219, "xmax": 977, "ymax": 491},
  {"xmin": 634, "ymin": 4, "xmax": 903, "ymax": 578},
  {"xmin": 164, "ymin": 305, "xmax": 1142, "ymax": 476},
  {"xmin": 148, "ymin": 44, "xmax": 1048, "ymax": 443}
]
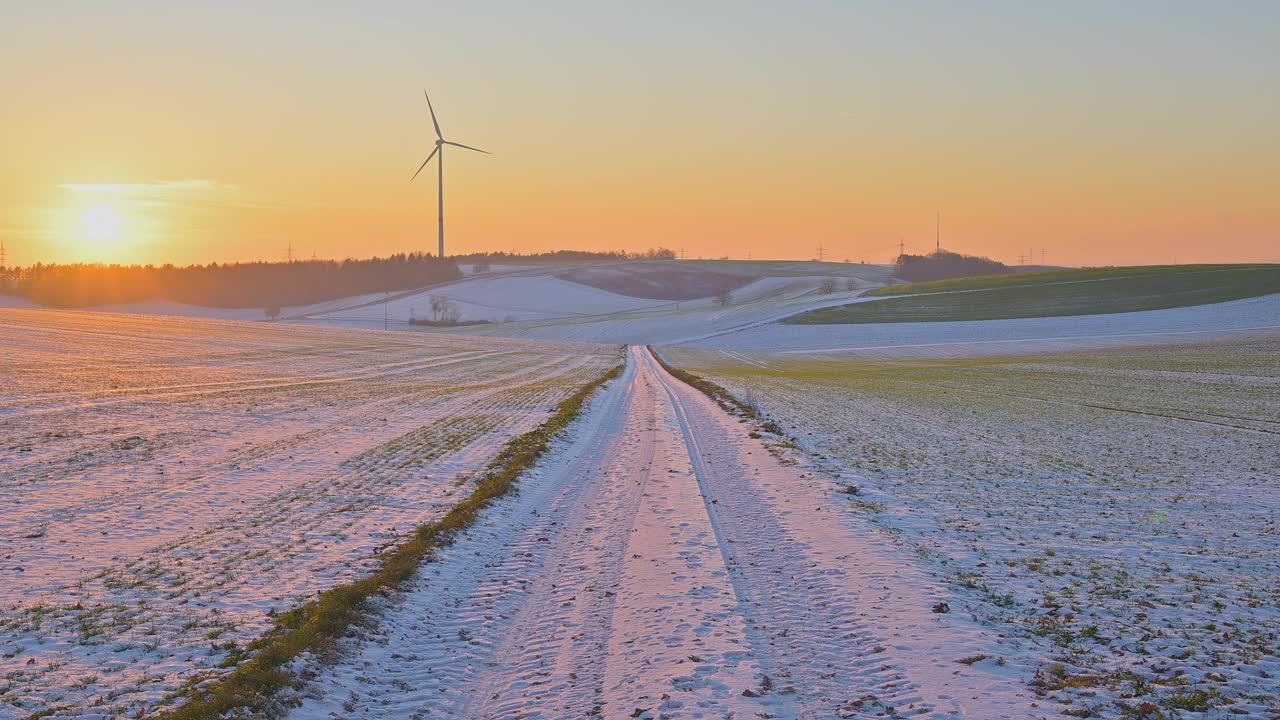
[
  {"xmin": 0, "ymin": 254, "xmax": 461, "ymax": 309},
  {"xmin": 453, "ymin": 248, "xmax": 677, "ymax": 267},
  {"xmin": 894, "ymin": 250, "xmax": 1010, "ymax": 283}
]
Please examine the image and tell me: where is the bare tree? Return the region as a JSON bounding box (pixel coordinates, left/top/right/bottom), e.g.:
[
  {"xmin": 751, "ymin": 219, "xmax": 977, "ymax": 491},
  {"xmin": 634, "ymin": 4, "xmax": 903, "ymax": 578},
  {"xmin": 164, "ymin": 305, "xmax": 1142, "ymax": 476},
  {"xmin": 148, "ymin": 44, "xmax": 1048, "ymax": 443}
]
[
  {"xmin": 429, "ymin": 295, "xmax": 460, "ymax": 324},
  {"xmin": 442, "ymin": 301, "xmax": 460, "ymax": 324},
  {"xmin": 264, "ymin": 305, "xmax": 281, "ymax": 321},
  {"xmin": 819, "ymin": 278, "xmax": 838, "ymax": 295},
  {"xmin": 430, "ymin": 295, "xmax": 449, "ymax": 322},
  {"xmin": 715, "ymin": 288, "xmax": 732, "ymax": 307}
]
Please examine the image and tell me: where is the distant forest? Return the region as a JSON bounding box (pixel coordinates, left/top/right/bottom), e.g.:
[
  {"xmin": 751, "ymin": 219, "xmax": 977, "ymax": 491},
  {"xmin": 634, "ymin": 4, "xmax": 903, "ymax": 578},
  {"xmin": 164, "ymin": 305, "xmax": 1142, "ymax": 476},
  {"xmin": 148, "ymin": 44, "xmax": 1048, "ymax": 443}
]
[
  {"xmin": 454, "ymin": 248, "xmax": 677, "ymax": 266},
  {"xmin": 894, "ymin": 250, "xmax": 1011, "ymax": 283},
  {"xmin": 0, "ymin": 254, "xmax": 460, "ymax": 309}
]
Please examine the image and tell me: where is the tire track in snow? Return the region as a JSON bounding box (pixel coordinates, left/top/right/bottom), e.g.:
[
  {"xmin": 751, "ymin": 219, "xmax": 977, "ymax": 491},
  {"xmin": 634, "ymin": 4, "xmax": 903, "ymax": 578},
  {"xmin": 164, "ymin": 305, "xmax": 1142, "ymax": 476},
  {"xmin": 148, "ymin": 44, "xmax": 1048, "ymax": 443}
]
[
  {"xmin": 641, "ymin": 346, "xmax": 1040, "ymax": 719},
  {"xmin": 289, "ymin": 348, "xmax": 1039, "ymax": 719},
  {"xmin": 291, "ymin": 351, "xmax": 788, "ymax": 719},
  {"xmin": 642, "ymin": 348, "xmax": 933, "ymax": 717},
  {"xmin": 288, "ymin": 353, "xmax": 643, "ymax": 718}
]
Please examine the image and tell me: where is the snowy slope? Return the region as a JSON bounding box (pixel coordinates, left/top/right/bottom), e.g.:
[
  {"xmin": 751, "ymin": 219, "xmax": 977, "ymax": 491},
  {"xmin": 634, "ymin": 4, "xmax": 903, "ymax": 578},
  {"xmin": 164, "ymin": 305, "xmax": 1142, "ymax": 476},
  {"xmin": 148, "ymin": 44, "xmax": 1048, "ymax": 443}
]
[
  {"xmin": 300, "ymin": 273, "xmax": 671, "ymax": 327},
  {"xmin": 434, "ymin": 275, "xmax": 882, "ymax": 344},
  {"xmin": 682, "ymin": 292, "xmax": 1280, "ymax": 356}
]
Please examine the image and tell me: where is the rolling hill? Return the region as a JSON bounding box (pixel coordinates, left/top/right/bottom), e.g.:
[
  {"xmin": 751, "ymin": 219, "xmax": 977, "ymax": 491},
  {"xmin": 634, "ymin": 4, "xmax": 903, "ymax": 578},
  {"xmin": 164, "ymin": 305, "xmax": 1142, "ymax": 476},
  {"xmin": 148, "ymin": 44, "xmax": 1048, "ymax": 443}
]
[{"xmin": 784, "ymin": 264, "xmax": 1280, "ymax": 324}]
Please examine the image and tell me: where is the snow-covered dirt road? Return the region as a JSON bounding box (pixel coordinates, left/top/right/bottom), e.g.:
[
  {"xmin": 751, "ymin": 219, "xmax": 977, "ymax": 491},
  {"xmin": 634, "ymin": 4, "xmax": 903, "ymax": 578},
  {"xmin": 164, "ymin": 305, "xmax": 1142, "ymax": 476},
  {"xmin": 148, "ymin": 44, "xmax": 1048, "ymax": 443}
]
[{"xmin": 291, "ymin": 347, "xmax": 1039, "ymax": 719}]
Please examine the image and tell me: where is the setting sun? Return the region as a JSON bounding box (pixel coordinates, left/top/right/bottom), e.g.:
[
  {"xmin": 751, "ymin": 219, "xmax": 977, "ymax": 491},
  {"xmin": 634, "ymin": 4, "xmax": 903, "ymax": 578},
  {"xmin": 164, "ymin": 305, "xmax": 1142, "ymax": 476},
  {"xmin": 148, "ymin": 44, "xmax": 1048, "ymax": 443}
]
[
  {"xmin": 79, "ymin": 204, "xmax": 125, "ymax": 245},
  {"xmin": 1, "ymin": 5, "xmax": 1279, "ymax": 718}
]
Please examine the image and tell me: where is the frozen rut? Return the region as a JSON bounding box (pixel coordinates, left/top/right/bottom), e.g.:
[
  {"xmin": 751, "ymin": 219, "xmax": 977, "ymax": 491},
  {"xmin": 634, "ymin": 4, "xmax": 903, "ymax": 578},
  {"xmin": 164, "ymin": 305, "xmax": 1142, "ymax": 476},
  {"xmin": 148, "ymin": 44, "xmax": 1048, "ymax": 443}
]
[{"xmin": 292, "ymin": 347, "xmax": 1039, "ymax": 719}]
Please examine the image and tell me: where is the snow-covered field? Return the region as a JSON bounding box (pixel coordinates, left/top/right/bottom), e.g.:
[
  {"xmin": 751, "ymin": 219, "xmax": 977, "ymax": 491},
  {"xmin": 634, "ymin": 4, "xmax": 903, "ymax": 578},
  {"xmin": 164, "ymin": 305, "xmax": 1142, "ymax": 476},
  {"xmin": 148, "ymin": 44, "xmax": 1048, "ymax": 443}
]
[
  {"xmin": 0, "ymin": 295, "xmax": 40, "ymax": 310},
  {"xmin": 2, "ymin": 261, "xmax": 896, "ymax": 345},
  {"xmin": 0, "ymin": 309, "xmax": 620, "ymax": 719},
  {"xmin": 663, "ymin": 336, "xmax": 1280, "ymax": 718},
  {"xmin": 6, "ymin": 273, "xmax": 1276, "ymax": 719},
  {"xmin": 234, "ymin": 261, "xmax": 892, "ymax": 343},
  {"xmin": 298, "ymin": 273, "xmax": 670, "ymax": 327},
  {"xmin": 681, "ymin": 293, "xmax": 1280, "ymax": 355},
  {"xmin": 284, "ymin": 347, "xmax": 1041, "ymax": 719},
  {"xmin": 437, "ymin": 275, "xmax": 883, "ymax": 345}
]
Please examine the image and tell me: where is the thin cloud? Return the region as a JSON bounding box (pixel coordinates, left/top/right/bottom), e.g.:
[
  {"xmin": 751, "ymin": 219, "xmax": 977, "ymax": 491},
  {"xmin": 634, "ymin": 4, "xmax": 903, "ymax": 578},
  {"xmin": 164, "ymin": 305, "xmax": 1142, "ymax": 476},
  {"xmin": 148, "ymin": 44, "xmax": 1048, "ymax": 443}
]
[
  {"xmin": 56, "ymin": 179, "xmax": 368, "ymax": 212},
  {"xmin": 59, "ymin": 180, "xmax": 240, "ymax": 199}
]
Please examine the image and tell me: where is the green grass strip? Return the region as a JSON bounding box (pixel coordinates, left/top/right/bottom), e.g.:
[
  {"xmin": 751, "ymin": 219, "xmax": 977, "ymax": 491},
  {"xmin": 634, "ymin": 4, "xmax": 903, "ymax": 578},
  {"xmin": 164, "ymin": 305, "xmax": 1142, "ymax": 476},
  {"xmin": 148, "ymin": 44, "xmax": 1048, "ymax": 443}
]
[
  {"xmin": 154, "ymin": 361, "xmax": 624, "ymax": 720},
  {"xmin": 648, "ymin": 347, "xmax": 787, "ymax": 438},
  {"xmin": 873, "ymin": 264, "xmax": 1278, "ymax": 297},
  {"xmin": 785, "ymin": 265, "xmax": 1280, "ymax": 324}
]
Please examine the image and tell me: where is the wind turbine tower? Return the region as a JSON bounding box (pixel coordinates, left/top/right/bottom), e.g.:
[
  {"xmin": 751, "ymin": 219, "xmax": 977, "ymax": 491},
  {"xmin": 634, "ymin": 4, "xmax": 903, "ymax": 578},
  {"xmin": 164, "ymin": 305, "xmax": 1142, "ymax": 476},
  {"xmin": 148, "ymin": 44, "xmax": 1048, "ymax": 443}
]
[{"xmin": 412, "ymin": 90, "xmax": 489, "ymax": 259}]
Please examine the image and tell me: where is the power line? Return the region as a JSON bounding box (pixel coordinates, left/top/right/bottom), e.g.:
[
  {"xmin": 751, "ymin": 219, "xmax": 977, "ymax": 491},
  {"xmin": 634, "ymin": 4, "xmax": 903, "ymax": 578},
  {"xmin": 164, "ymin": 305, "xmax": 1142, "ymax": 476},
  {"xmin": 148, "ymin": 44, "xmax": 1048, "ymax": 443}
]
[
  {"xmin": 0, "ymin": 240, "xmax": 7, "ymax": 269},
  {"xmin": 935, "ymin": 210, "xmax": 940, "ymax": 254},
  {"xmin": 286, "ymin": 241, "xmax": 294, "ymax": 263},
  {"xmin": 816, "ymin": 243, "xmax": 825, "ymax": 262}
]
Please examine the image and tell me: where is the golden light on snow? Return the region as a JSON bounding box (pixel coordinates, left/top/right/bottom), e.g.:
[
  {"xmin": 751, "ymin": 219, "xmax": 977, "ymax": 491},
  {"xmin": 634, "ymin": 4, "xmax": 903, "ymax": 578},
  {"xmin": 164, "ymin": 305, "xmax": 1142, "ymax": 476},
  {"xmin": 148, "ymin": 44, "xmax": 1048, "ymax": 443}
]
[{"xmin": 79, "ymin": 204, "xmax": 126, "ymax": 245}]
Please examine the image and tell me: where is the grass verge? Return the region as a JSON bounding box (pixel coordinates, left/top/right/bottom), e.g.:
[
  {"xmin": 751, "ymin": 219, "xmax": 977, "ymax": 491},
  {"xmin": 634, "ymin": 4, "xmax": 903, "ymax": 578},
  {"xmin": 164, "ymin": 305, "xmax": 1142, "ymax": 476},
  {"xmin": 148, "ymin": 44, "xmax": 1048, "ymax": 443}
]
[
  {"xmin": 874, "ymin": 264, "xmax": 1280, "ymax": 297},
  {"xmin": 648, "ymin": 347, "xmax": 785, "ymax": 437},
  {"xmin": 154, "ymin": 361, "xmax": 623, "ymax": 720},
  {"xmin": 784, "ymin": 264, "xmax": 1280, "ymax": 324}
]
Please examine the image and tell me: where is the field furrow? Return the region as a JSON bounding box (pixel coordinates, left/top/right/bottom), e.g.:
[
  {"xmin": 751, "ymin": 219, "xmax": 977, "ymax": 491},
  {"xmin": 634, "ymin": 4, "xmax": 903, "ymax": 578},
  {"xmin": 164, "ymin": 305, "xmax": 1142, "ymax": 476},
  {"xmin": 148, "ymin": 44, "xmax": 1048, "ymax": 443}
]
[{"xmin": 0, "ymin": 310, "xmax": 620, "ymax": 719}]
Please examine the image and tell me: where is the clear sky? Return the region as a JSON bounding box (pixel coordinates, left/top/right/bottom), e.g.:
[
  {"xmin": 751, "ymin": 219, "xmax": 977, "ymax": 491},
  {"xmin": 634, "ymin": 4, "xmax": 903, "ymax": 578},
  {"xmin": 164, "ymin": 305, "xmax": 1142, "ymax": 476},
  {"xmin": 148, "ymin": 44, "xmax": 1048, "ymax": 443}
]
[{"xmin": 3, "ymin": 1, "xmax": 1278, "ymax": 267}]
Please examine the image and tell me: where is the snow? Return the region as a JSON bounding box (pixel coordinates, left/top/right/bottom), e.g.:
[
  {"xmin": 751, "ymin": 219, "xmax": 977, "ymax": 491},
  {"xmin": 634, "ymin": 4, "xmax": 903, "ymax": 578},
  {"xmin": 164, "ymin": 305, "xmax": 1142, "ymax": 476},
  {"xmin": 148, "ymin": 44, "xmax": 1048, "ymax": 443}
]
[
  {"xmin": 299, "ymin": 274, "xmax": 670, "ymax": 328},
  {"xmin": 211, "ymin": 262, "xmax": 888, "ymax": 342},
  {"xmin": 286, "ymin": 347, "xmax": 1041, "ymax": 719},
  {"xmin": 681, "ymin": 293, "xmax": 1280, "ymax": 356},
  {"xmin": 0, "ymin": 309, "xmax": 620, "ymax": 719},
  {"xmin": 6, "ymin": 270, "xmax": 1277, "ymax": 719},
  {"xmin": 0, "ymin": 295, "xmax": 40, "ymax": 309},
  {"xmin": 11, "ymin": 264, "xmax": 1274, "ymax": 359},
  {"xmin": 663, "ymin": 336, "xmax": 1280, "ymax": 717},
  {"xmin": 458, "ymin": 262, "xmax": 537, "ymax": 276},
  {"xmin": 74, "ymin": 299, "xmax": 278, "ymax": 321},
  {"xmin": 432, "ymin": 275, "xmax": 881, "ymax": 344},
  {"xmin": 4, "ymin": 262, "xmax": 889, "ymax": 345}
]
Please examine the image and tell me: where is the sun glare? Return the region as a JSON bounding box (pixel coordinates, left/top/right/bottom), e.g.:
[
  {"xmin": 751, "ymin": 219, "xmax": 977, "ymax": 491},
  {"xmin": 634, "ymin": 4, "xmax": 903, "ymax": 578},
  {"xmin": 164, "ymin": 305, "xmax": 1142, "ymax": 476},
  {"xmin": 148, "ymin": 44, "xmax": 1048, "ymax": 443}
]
[{"xmin": 80, "ymin": 204, "xmax": 125, "ymax": 244}]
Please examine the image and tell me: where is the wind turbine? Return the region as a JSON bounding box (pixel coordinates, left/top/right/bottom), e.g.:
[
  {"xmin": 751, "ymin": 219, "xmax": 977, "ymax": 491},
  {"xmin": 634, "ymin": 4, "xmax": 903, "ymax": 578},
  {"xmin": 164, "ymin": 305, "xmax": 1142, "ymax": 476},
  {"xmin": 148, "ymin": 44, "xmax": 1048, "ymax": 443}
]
[{"xmin": 411, "ymin": 90, "xmax": 488, "ymax": 259}]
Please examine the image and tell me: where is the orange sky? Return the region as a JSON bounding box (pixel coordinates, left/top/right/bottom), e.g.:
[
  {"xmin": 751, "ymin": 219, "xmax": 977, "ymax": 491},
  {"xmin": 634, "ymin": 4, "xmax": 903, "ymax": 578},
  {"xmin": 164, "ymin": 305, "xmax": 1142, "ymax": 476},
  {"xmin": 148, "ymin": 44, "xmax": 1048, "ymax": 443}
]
[{"xmin": 3, "ymin": 2, "xmax": 1277, "ymax": 267}]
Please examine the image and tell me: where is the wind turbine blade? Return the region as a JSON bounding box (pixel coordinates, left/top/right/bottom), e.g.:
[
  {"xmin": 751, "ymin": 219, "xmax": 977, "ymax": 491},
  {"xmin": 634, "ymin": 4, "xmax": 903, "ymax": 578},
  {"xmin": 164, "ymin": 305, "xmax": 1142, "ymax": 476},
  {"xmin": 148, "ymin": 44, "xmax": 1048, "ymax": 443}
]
[
  {"xmin": 410, "ymin": 146, "xmax": 439, "ymax": 181},
  {"xmin": 424, "ymin": 89, "xmax": 443, "ymax": 139},
  {"xmin": 443, "ymin": 141, "xmax": 489, "ymax": 154}
]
